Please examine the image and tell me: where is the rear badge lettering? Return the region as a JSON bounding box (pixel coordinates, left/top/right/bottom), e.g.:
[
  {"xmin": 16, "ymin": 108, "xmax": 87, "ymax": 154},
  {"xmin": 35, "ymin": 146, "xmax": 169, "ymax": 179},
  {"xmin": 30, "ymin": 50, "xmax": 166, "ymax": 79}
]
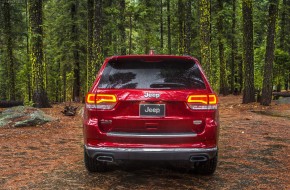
[
  {"xmin": 144, "ymin": 92, "xmax": 160, "ymax": 98},
  {"xmin": 145, "ymin": 107, "xmax": 160, "ymax": 114}
]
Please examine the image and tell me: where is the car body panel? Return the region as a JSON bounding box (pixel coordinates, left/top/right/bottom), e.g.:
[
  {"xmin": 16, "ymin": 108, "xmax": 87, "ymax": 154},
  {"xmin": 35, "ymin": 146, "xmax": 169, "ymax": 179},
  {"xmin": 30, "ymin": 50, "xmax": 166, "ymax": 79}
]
[{"xmin": 83, "ymin": 54, "xmax": 219, "ymax": 162}]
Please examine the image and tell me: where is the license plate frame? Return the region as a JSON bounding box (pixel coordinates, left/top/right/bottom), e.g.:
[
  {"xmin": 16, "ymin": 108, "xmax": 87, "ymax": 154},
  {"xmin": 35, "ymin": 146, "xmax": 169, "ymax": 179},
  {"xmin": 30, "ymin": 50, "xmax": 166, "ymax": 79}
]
[{"xmin": 139, "ymin": 104, "xmax": 165, "ymax": 117}]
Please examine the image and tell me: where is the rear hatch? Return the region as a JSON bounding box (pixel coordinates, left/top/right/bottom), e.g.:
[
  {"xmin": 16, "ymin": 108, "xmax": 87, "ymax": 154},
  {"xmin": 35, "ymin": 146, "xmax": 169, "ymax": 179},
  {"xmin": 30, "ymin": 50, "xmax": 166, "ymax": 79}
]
[{"xmin": 87, "ymin": 56, "xmax": 215, "ymax": 145}]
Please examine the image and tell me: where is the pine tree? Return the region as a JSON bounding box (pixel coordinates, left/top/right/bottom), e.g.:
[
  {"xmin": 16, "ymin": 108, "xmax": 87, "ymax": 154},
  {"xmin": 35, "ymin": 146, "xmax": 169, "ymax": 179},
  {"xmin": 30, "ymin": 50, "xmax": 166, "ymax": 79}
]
[
  {"xmin": 87, "ymin": 0, "xmax": 94, "ymax": 92},
  {"xmin": 230, "ymin": 0, "xmax": 237, "ymax": 94},
  {"xmin": 28, "ymin": 0, "xmax": 50, "ymax": 108},
  {"xmin": 119, "ymin": 0, "xmax": 126, "ymax": 55},
  {"xmin": 242, "ymin": 0, "xmax": 255, "ymax": 103},
  {"xmin": 261, "ymin": 0, "xmax": 279, "ymax": 106},
  {"xmin": 199, "ymin": 0, "xmax": 211, "ymax": 79},
  {"xmin": 93, "ymin": 0, "xmax": 103, "ymax": 71},
  {"xmin": 71, "ymin": 1, "xmax": 81, "ymax": 102},
  {"xmin": 167, "ymin": 0, "xmax": 171, "ymax": 54},
  {"xmin": 2, "ymin": 1, "xmax": 15, "ymax": 101}
]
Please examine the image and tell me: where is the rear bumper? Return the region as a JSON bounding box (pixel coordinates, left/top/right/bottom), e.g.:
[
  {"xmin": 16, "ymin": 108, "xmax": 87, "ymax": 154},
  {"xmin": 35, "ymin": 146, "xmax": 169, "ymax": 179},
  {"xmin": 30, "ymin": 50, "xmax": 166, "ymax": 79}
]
[{"xmin": 85, "ymin": 145, "xmax": 217, "ymax": 162}]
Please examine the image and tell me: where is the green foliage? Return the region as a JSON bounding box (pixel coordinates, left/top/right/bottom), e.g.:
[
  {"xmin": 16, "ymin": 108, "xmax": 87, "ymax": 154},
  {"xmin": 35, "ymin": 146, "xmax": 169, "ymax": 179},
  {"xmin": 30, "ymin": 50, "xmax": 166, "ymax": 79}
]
[{"xmin": 0, "ymin": 0, "xmax": 289, "ymax": 102}]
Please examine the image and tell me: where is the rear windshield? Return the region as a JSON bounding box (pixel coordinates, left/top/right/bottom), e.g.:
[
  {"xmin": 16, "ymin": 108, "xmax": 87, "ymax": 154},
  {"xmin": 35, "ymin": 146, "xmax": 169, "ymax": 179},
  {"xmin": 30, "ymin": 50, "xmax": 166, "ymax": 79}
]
[{"xmin": 98, "ymin": 59, "xmax": 206, "ymax": 89}]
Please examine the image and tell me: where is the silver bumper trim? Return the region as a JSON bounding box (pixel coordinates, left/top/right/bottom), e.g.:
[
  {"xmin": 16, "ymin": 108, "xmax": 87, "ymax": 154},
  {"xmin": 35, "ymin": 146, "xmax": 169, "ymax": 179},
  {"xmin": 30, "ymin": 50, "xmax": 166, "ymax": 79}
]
[
  {"xmin": 106, "ymin": 132, "xmax": 197, "ymax": 138},
  {"xmin": 85, "ymin": 145, "xmax": 218, "ymax": 161}
]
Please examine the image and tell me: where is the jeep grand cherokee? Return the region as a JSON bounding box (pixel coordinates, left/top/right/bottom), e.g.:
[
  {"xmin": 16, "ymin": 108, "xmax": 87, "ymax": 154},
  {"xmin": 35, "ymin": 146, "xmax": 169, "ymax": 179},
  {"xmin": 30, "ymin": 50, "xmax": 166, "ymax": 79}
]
[{"xmin": 83, "ymin": 53, "xmax": 219, "ymax": 175}]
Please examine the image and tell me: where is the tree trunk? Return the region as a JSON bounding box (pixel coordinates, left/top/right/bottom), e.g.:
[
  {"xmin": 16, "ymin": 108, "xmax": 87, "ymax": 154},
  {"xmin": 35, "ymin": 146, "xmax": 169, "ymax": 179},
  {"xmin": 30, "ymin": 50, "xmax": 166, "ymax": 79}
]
[
  {"xmin": 279, "ymin": 0, "xmax": 286, "ymax": 49},
  {"xmin": 119, "ymin": 0, "xmax": 126, "ymax": 55},
  {"xmin": 62, "ymin": 64, "xmax": 67, "ymax": 102},
  {"xmin": 129, "ymin": 14, "xmax": 132, "ymax": 54},
  {"xmin": 167, "ymin": 0, "xmax": 171, "ymax": 54},
  {"xmin": 93, "ymin": 0, "xmax": 103, "ymax": 71},
  {"xmin": 144, "ymin": 0, "xmax": 151, "ymax": 54},
  {"xmin": 261, "ymin": 0, "xmax": 279, "ymax": 106},
  {"xmin": 242, "ymin": 0, "xmax": 255, "ymax": 104},
  {"xmin": 87, "ymin": 0, "xmax": 94, "ymax": 92},
  {"xmin": 3, "ymin": 1, "xmax": 15, "ymax": 101},
  {"xmin": 28, "ymin": 0, "xmax": 50, "ymax": 108},
  {"xmin": 238, "ymin": 56, "xmax": 243, "ymax": 93},
  {"xmin": 217, "ymin": 0, "xmax": 228, "ymax": 95},
  {"xmin": 230, "ymin": 0, "xmax": 237, "ymax": 94},
  {"xmin": 160, "ymin": 0, "xmax": 164, "ymax": 52},
  {"xmin": 184, "ymin": 0, "xmax": 191, "ymax": 55},
  {"xmin": 199, "ymin": 0, "xmax": 211, "ymax": 80},
  {"xmin": 178, "ymin": 0, "xmax": 185, "ymax": 55},
  {"xmin": 71, "ymin": 1, "xmax": 81, "ymax": 102}
]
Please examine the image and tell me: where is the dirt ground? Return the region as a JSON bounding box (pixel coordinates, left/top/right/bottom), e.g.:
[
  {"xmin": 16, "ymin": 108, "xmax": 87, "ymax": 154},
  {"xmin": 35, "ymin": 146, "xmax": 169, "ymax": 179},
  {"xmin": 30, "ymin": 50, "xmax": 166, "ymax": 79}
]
[{"xmin": 0, "ymin": 95, "xmax": 289, "ymax": 190}]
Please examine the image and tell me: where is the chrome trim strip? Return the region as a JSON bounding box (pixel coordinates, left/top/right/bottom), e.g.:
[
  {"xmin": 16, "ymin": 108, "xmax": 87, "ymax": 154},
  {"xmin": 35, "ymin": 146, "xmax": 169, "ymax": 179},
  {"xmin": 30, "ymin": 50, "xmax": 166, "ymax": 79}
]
[
  {"xmin": 106, "ymin": 132, "xmax": 197, "ymax": 138},
  {"xmin": 85, "ymin": 145, "xmax": 217, "ymax": 153}
]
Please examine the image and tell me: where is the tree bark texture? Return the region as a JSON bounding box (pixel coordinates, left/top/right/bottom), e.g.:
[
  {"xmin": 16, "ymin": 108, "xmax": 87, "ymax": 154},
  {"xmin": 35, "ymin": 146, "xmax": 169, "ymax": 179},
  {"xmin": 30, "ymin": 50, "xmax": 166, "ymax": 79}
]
[
  {"xmin": 184, "ymin": 0, "xmax": 192, "ymax": 55},
  {"xmin": 242, "ymin": 0, "xmax": 255, "ymax": 103},
  {"xmin": 71, "ymin": 1, "xmax": 81, "ymax": 102},
  {"xmin": 87, "ymin": 0, "xmax": 94, "ymax": 92},
  {"xmin": 160, "ymin": 0, "xmax": 164, "ymax": 51},
  {"xmin": 217, "ymin": 0, "xmax": 229, "ymax": 95},
  {"xmin": 230, "ymin": 0, "xmax": 237, "ymax": 94},
  {"xmin": 178, "ymin": 0, "xmax": 185, "ymax": 55},
  {"xmin": 199, "ymin": 0, "xmax": 211, "ymax": 81},
  {"xmin": 3, "ymin": 1, "xmax": 15, "ymax": 101},
  {"xmin": 28, "ymin": 0, "xmax": 50, "ymax": 108},
  {"xmin": 167, "ymin": 0, "xmax": 171, "ymax": 54},
  {"xmin": 261, "ymin": 0, "xmax": 279, "ymax": 106},
  {"xmin": 93, "ymin": 0, "xmax": 103, "ymax": 72},
  {"xmin": 119, "ymin": 0, "xmax": 126, "ymax": 55}
]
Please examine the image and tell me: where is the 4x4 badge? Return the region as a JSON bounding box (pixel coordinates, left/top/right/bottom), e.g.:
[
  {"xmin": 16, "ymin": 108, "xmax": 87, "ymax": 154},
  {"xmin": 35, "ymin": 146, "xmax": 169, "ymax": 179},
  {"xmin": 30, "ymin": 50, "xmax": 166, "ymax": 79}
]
[{"xmin": 144, "ymin": 92, "xmax": 160, "ymax": 98}]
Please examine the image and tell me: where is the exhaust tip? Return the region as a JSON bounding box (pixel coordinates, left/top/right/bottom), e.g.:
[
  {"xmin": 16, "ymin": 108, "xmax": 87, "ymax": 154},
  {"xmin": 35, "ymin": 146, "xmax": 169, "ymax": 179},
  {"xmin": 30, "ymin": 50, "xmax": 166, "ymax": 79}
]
[
  {"xmin": 97, "ymin": 155, "xmax": 114, "ymax": 162},
  {"xmin": 190, "ymin": 155, "xmax": 208, "ymax": 162}
]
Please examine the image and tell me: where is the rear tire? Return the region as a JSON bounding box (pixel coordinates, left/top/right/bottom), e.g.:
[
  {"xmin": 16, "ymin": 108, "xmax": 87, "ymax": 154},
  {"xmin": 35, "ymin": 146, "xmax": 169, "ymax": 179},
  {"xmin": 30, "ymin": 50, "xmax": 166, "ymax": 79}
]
[
  {"xmin": 84, "ymin": 149, "xmax": 108, "ymax": 172},
  {"xmin": 194, "ymin": 154, "xmax": 218, "ymax": 175}
]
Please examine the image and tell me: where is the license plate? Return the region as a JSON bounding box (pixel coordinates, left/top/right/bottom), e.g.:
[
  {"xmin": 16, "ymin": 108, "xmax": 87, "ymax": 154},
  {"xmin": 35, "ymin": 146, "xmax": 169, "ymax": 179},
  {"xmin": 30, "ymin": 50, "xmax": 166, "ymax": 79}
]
[{"xmin": 139, "ymin": 104, "xmax": 165, "ymax": 117}]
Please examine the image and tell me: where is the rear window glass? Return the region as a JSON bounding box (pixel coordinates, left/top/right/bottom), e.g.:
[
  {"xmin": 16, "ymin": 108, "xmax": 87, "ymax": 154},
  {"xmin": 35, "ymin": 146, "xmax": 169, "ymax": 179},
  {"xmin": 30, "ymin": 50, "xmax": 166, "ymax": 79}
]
[{"xmin": 98, "ymin": 59, "xmax": 206, "ymax": 89}]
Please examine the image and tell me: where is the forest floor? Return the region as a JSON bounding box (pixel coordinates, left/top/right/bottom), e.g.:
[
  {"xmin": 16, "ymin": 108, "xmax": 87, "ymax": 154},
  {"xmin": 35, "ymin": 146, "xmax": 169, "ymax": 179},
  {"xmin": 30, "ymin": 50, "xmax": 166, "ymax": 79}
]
[{"xmin": 0, "ymin": 95, "xmax": 289, "ymax": 190}]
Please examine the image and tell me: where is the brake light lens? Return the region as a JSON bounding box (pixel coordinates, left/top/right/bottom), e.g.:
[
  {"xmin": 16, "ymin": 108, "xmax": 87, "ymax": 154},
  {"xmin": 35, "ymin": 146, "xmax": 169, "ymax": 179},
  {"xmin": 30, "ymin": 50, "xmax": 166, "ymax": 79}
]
[
  {"xmin": 86, "ymin": 93, "xmax": 117, "ymax": 109},
  {"xmin": 187, "ymin": 95, "xmax": 208, "ymax": 104},
  {"xmin": 187, "ymin": 94, "xmax": 218, "ymax": 110}
]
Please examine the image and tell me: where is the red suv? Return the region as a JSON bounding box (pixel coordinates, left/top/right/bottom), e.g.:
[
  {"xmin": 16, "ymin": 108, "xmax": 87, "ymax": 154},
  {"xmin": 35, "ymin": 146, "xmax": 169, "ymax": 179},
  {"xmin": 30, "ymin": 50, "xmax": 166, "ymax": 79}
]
[{"xmin": 83, "ymin": 53, "xmax": 219, "ymax": 175}]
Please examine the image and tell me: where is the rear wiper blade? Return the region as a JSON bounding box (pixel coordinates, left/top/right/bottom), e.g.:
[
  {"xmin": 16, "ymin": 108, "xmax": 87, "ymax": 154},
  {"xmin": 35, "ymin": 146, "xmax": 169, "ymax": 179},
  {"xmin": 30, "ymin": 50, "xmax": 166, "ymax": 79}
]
[{"xmin": 150, "ymin": 82, "xmax": 186, "ymax": 88}]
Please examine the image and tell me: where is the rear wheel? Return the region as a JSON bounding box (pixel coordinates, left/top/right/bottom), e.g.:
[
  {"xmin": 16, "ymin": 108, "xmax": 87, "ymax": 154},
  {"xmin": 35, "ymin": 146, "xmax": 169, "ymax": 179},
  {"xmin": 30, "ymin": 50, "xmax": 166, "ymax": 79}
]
[
  {"xmin": 194, "ymin": 154, "xmax": 218, "ymax": 175},
  {"xmin": 84, "ymin": 149, "xmax": 108, "ymax": 172}
]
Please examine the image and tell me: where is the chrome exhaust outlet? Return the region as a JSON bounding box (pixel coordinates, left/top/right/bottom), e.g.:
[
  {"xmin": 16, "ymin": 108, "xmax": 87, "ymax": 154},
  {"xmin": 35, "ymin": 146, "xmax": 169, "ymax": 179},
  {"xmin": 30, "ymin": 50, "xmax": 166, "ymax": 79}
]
[
  {"xmin": 190, "ymin": 155, "xmax": 208, "ymax": 162},
  {"xmin": 96, "ymin": 155, "xmax": 114, "ymax": 162}
]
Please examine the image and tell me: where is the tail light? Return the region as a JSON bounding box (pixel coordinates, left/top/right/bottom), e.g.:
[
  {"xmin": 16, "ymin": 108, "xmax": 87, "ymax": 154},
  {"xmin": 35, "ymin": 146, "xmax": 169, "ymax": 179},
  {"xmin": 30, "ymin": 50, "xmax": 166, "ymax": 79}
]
[
  {"xmin": 86, "ymin": 93, "xmax": 117, "ymax": 109},
  {"xmin": 187, "ymin": 94, "xmax": 218, "ymax": 110}
]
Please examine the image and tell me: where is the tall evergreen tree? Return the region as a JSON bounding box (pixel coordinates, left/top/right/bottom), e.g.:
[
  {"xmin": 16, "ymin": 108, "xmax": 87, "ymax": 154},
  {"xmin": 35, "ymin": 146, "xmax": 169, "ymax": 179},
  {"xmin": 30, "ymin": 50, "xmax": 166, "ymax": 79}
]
[
  {"xmin": 2, "ymin": 1, "xmax": 15, "ymax": 100},
  {"xmin": 178, "ymin": 0, "xmax": 185, "ymax": 54},
  {"xmin": 71, "ymin": 1, "xmax": 81, "ymax": 102},
  {"xmin": 199, "ymin": 0, "xmax": 211, "ymax": 79},
  {"xmin": 119, "ymin": 0, "xmax": 126, "ymax": 55},
  {"xmin": 230, "ymin": 0, "xmax": 237, "ymax": 94},
  {"xmin": 28, "ymin": 0, "xmax": 50, "ymax": 107},
  {"xmin": 167, "ymin": 0, "xmax": 171, "ymax": 54},
  {"xmin": 184, "ymin": 0, "xmax": 192, "ymax": 55},
  {"xmin": 93, "ymin": 0, "xmax": 103, "ymax": 71},
  {"xmin": 160, "ymin": 0, "xmax": 164, "ymax": 52},
  {"xmin": 87, "ymin": 0, "xmax": 94, "ymax": 92},
  {"xmin": 217, "ymin": 0, "xmax": 229, "ymax": 95},
  {"xmin": 242, "ymin": 0, "xmax": 255, "ymax": 103},
  {"xmin": 261, "ymin": 0, "xmax": 279, "ymax": 106}
]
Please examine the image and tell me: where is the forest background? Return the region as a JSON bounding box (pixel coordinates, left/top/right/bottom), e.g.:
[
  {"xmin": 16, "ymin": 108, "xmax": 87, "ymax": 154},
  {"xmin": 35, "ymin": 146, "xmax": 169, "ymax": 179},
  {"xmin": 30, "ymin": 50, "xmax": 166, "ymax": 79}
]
[{"xmin": 0, "ymin": 0, "xmax": 289, "ymax": 107}]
